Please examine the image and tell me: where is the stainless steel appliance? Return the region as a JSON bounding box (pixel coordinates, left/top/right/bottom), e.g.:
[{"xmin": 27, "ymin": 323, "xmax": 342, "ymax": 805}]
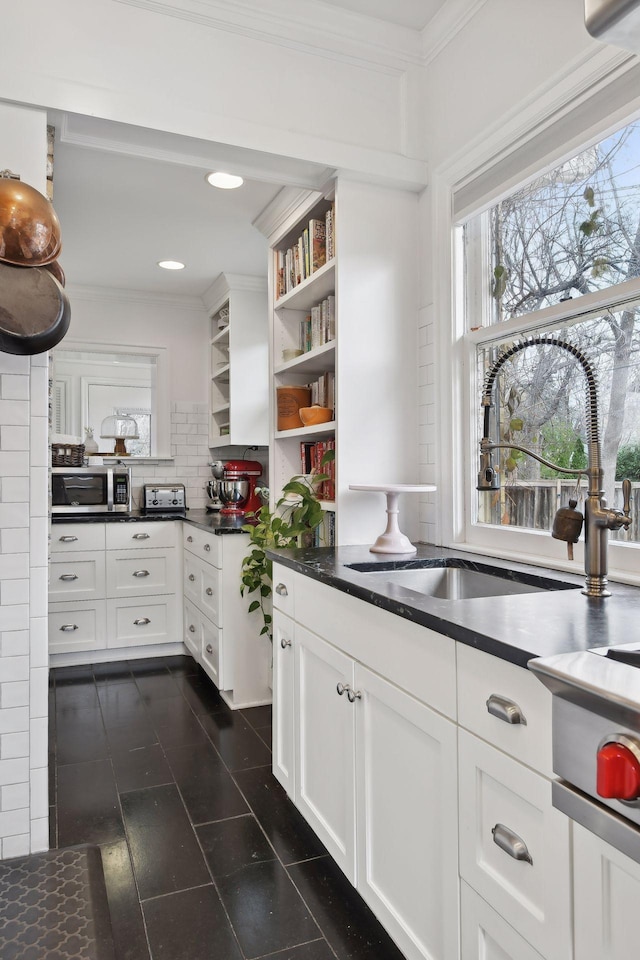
[
  {"xmin": 530, "ymin": 645, "xmax": 640, "ymax": 864},
  {"xmin": 142, "ymin": 483, "xmax": 186, "ymax": 515},
  {"xmin": 51, "ymin": 466, "xmax": 132, "ymax": 513},
  {"xmin": 218, "ymin": 459, "xmax": 263, "ymax": 517}
]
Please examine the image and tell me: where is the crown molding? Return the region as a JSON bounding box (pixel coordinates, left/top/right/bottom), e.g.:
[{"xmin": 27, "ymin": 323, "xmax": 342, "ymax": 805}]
[
  {"xmin": 112, "ymin": 0, "xmax": 423, "ymax": 74},
  {"xmin": 252, "ymin": 186, "xmax": 324, "ymax": 240},
  {"xmin": 420, "ymin": 0, "xmax": 489, "ymax": 64},
  {"xmin": 201, "ymin": 272, "xmax": 267, "ymax": 314},
  {"xmin": 66, "ymin": 283, "xmax": 206, "ymax": 310}
]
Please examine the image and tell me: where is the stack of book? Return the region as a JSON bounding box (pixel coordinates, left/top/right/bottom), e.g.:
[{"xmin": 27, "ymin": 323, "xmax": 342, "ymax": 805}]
[
  {"xmin": 274, "ymin": 203, "xmax": 335, "ymax": 300},
  {"xmin": 300, "ymin": 438, "xmax": 335, "ymax": 501},
  {"xmin": 307, "ymin": 372, "xmax": 335, "ymax": 412},
  {"xmin": 299, "ymin": 295, "xmax": 335, "ymax": 353}
]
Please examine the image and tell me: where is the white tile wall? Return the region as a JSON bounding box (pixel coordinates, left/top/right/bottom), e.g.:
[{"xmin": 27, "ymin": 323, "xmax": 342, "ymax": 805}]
[
  {"xmin": 0, "ymin": 354, "xmax": 50, "ymax": 859},
  {"xmin": 129, "ymin": 402, "xmax": 211, "ymax": 511}
]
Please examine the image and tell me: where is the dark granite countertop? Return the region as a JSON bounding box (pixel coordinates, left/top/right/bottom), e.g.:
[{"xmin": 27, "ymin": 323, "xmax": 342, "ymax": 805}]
[
  {"xmin": 266, "ymin": 542, "xmax": 640, "ymax": 668},
  {"xmin": 51, "ymin": 508, "xmax": 248, "ymax": 535}
]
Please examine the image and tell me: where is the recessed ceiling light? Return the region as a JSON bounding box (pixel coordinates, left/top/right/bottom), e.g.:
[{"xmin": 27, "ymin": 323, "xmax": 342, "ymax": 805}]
[
  {"xmin": 206, "ymin": 171, "xmax": 244, "ymax": 190},
  {"xmin": 157, "ymin": 260, "xmax": 185, "ymax": 270}
]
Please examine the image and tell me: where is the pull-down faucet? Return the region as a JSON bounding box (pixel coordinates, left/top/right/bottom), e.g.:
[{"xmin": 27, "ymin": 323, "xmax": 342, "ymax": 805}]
[{"xmin": 477, "ymin": 335, "xmax": 632, "ymax": 598}]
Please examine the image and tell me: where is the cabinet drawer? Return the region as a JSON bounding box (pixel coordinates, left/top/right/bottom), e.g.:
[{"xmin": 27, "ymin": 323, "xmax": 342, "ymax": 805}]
[
  {"xmin": 183, "ymin": 598, "xmax": 201, "ymax": 660},
  {"xmin": 457, "ymin": 643, "xmax": 552, "ymax": 777},
  {"xmin": 183, "ymin": 552, "xmax": 200, "ymax": 606},
  {"xmin": 106, "ymin": 549, "xmax": 175, "ymax": 598},
  {"xmin": 272, "ymin": 563, "xmax": 295, "ymax": 618},
  {"xmin": 199, "ymin": 562, "xmax": 221, "ymax": 625},
  {"xmin": 51, "ymin": 523, "xmax": 106, "ymax": 553},
  {"xmin": 106, "ymin": 520, "xmax": 178, "ymax": 551},
  {"xmin": 49, "ymin": 552, "xmax": 106, "ymax": 602},
  {"xmin": 183, "ymin": 525, "xmax": 221, "ymax": 567},
  {"xmin": 458, "ymin": 730, "xmax": 571, "ymax": 960},
  {"xmin": 461, "ymin": 882, "xmax": 544, "ymax": 960},
  {"xmin": 49, "ymin": 600, "xmax": 107, "ymax": 654},
  {"xmin": 107, "ymin": 595, "xmax": 177, "ymax": 648},
  {"xmin": 201, "ymin": 616, "xmax": 224, "ymax": 690}
]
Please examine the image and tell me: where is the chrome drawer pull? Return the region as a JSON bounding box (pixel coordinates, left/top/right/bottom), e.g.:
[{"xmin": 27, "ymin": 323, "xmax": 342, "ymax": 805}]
[
  {"xmin": 189, "ymin": 624, "xmax": 196, "ymax": 633},
  {"xmin": 336, "ymin": 682, "xmax": 348, "ymax": 696},
  {"xmin": 205, "ymin": 587, "xmax": 213, "ymax": 596},
  {"xmin": 188, "ymin": 574, "xmax": 196, "ymax": 581},
  {"xmin": 133, "ymin": 570, "xmax": 150, "ymax": 578},
  {"xmin": 59, "ymin": 573, "xmax": 78, "ymax": 581},
  {"xmin": 280, "ymin": 636, "xmax": 292, "ymax": 649},
  {"xmin": 275, "ymin": 583, "xmax": 288, "ymax": 597},
  {"xmin": 486, "ymin": 694, "xmax": 527, "ymax": 726},
  {"xmin": 133, "ymin": 532, "xmax": 150, "ymax": 540},
  {"xmin": 59, "ymin": 535, "xmax": 78, "ymax": 543},
  {"xmin": 133, "ymin": 618, "xmax": 151, "ymax": 626},
  {"xmin": 492, "ymin": 823, "xmax": 533, "ymax": 864},
  {"xmin": 205, "ymin": 644, "xmax": 213, "ymax": 654},
  {"xmin": 347, "ymin": 688, "xmax": 362, "ymax": 703},
  {"xmin": 59, "ymin": 623, "xmax": 78, "ymax": 632},
  {"xmin": 203, "ymin": 543, "xmax": 211, "ymax": 552}
]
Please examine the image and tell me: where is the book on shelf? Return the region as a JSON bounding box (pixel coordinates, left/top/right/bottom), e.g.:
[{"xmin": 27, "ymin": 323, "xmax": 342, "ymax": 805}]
[
  {"xmin": 308, "ymin": 372, "xmax": 335, "ymax": 411},
  {"xmin": 309, "ymin": 219, "xmax": 326, "ymax": 273},
  {"xmin": 299, "ymin": 438, "xmax": 335, "ymax": 502},
  {"xmin": 297, "ymin": 295, "xmax": 336, "ymax": 354},
  {"xmin": 299, "ymin": 508, "xmax": 335, "ymax": 548},
  {"xmin": 325, "ymin": 202, "xmax": 335, "ymax": 261}
]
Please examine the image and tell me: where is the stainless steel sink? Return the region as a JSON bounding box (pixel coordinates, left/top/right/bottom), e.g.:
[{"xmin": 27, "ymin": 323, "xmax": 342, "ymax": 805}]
[{"xmin": 344, "ymin": 559, "xmax": 578, "ymax": 601}]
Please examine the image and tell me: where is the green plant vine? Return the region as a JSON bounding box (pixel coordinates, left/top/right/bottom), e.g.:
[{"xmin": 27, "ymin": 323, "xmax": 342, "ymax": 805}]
[{"xmin": 240, "ymin": 449, "xmax": 335, "ymax": 640}]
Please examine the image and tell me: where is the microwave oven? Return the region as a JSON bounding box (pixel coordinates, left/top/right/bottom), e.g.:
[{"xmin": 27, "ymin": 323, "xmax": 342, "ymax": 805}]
[{"xmin": 51, "ymin": 466, "xmax": 132, "ymax": 513}]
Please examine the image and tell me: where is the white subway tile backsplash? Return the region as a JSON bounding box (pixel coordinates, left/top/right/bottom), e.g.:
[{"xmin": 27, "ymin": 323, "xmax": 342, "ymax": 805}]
[
  {"xmin": 0, "ymin": 425, "xmax": 29, "ymax": 450},
  {"xmin": 0, "ymin": 501, "xmax": 30, "ymax": 529},
  {"xmin": 0, "ymin": 400, "xmax": 29, "ymax": 427},
  {"xmin": 0, "ymin": 681, "xmax": 29, "ymax": 709},
  {"xmin": 28, "ymin": 566, "xmax": 48, "ymax": 619},
  {"xmin": 1, "ymin": 781, "xmax": 29, "ymax": 811},
  {"xmin": 0, "ymin": 555, "xmax": 29, "ymax": 580},
  {"xmin": 0, "ymin": 631, "xmax": 29, "ymax": 658},
  {"xmin": 0, "ymin": 655, "xmax": 29, "ymax": 682},
  {"xmin": 0, "ymin": 578, "xmax": 29, "ymax": 607},
  {"xmin": 0, "ymin": 355, "xmax": 29, "ymax": 376},
  {"xmin": 3, "ymin": 832, "xmax": 30, "ymax": 858},
  {"xmin": 1, "ymin": 375, "xmax": 29, "ymax": 401},
  {"xmin": 30, "ymin": 766, "xmax": 48, "ymax": 819},
  {"xmin": 29, "ymin": 618, "xmax": 48, "ymax": 669},
  {"xmin": 30, "ymin": 717, "xmax": 48, "ymax": 769},
  {"xmin": 0, "ymin": 807, "xmax": 30, "ymax": 838},
  {"xmin": 29, "ymin": 466, "xmax": 49, "ymax": 517},
  {"xmin": 0, "ymin": 757, "xmax": 29, "ymax": 786},
  {"xmin": 30, "ymin": 816, "xmax": 49, "ymax": 853},
  {"xmin": 1, "ymin": 527, "xmax": 30, "ymax": 555},
  {"xmin": 0, "ymin": 451, "xmax": 30, "ymax": 476},
  {"xmin": 29, "ymin": 364, "xmax": 49, "ymax": 409},
  {"xmin": 0, "ymin": 604, "xmax": 29, "ymax": 632},
  {"xmin": 0, "ymin": 476, "xmax": 30, "ymax": 502},
  {"xmin": 29, "ymin": 668, "xmax": 48, "ymax": 719},
  {"xmin": 30, "ymin": 415, "xmax": 49, "ymax": 467},
  {"xmin": 0, "ymin": 706, "xmax": 29, "ymax": 735},
  {"xmin": 30, "ymin": 517, "xmax": 49, "ymax": 568},
  {"xmin": 1, "ymin": 731, "xmax": 29, "ymax": 760}
]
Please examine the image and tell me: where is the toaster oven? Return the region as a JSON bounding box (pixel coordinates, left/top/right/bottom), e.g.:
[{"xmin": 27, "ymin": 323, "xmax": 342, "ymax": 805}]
[{"xmin": 51, "ymin": 466, "xmax": 132, "ymax": 513}]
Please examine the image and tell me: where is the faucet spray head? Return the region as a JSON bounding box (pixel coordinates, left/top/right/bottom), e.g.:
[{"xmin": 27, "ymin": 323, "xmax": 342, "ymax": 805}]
[{"xmin": 477, "ymin": 445, "xmax": 500, "ymax": 491}]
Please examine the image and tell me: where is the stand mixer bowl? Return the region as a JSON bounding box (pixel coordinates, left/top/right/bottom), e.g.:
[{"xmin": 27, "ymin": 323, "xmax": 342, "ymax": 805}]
[{"xmin": 218, "ymin": 479, "xmax": 249, "ymax": 511}]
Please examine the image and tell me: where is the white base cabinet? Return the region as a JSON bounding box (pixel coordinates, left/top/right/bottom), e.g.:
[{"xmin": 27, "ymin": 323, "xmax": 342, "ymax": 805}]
[
  {"xmin": 182, "ymin": 526, "xmax": 271, "ymax": 709},
  {"xmin": 49, "ymin": 521, "xmax": 180, "ymax": 660},
  {"xmin": 573, "ymin": 821, "xmax": 640, "ymax": 960},
  {"xmin": 460, "ymin": 883, "xmax": 545, "ymax": 960},
  {"xmin": 273, "ymin": 562, "xmax": 459, "ymax": 960}
]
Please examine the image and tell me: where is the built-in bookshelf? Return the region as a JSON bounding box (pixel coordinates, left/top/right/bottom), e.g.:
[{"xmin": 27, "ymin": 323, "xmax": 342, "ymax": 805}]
[
  {"xmin": 263, "ymin": 178, "xmax": 418, "ymax": 549},
  {"xmin": 204, "ymin": 273, "xmax": 268, "ymax": 449}
]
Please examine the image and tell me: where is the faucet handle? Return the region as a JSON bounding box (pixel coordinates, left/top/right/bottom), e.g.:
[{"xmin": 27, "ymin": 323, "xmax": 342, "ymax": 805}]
[{"xmin": 623, "ymin": 478, "xmax": 633, "ymax": 520}]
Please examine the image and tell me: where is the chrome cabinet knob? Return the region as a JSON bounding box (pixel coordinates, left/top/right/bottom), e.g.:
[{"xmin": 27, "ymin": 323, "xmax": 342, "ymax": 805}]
[
  {"xmin": 206, "ymin": 644, "xmax": 213, "ymax": 654},
  {"xmin": 188, "ymin": 574, "xmax": 195, "ymax": 581},
  {"xmin": 347, "ymin": 688, "xmax": 362, "ymax": 702},
  {"xmin": 280, "ymin": 636, "xmax": 292, "ymax": 649},
  {"xmin": 336, "ymin": 682, "xmax": 348, "ymax": 696},
  {"xmin": 275, "ymin": 583, "xmax": 288, "ymax": 596},
  {"xmin": 204, "ymin": 543, "xmax": 211, "ymax": 552},
  {"xmin": 189, "ymin": 624, "xmax": 196, "ymax": 633},
  {"xmin": 187, "ymin": 535, "xmax": 193, "ymax": 542},
  {"xmin": 206, "ymin": 587, "xmax": 213, "ymax": 596}
]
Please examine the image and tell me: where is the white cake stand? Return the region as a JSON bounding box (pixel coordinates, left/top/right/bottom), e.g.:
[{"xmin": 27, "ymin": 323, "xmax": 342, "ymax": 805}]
[{"xmin": 349, "ymin": 483, "xmax": 437, "ymax": 554}]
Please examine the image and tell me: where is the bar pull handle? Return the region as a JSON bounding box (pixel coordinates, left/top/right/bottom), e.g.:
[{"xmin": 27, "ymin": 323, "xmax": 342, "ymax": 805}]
[
  {"xmin": 492, "ymin": 823, "xmax": 533, "ymax": 864},
  {"xmin": 59, "ymin": 624, "xmax": 78, "ymax": 632},
  {"xmin": 275, "ymin": 583, "xmax": 288, "ymax": 597},
  {"xmin": 133, "ymin": 570, "xmax": 150, "ymax": 578},
  {"xmin": 58, "ymin": 535, "xmax": 78, "ymax": 542},
  {"xmin": 59, "ymin": 573, "xmax": 78, "ymax": 581},
  {"xmin": 486, "ymin": 694, "xmax": 527, "ymax": 725},
  {"xmin": 133, "ymin": 618, "xmax": 151, "ymax": 626},
  {"xmin": 133, "ymin": 532, "xmax": 150, "ymax": 540}
]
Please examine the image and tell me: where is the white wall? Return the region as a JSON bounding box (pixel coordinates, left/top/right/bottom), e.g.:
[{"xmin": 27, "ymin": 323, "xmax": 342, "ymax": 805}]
[{"xmin": 0, "ymin": 102, "xmax": 50, "ymax": 857}]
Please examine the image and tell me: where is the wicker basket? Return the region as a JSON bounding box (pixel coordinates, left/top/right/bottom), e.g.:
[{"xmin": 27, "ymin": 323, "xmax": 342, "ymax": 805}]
[{"xmin": 51, "ymin": 443, "xmax": 85, "ymax": 467}]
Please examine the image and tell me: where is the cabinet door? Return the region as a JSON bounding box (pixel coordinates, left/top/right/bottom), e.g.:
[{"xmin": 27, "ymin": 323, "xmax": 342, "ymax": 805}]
[
  {"xmin": 574, "ymin": 820, "xmax": 640, "ymax": 960},
  {"xmin": 294, "ymin": 624, "xmax": 356, "ymax": 882},
  {"xmin": 51, "ymin": 523, "xmax": 106, "ymax": 553},
  {"xmin": 273, "ymin": 612, "xmax": 295, "ymax": 796},
  {"xmin": 106, "ymin": 548, "xmax": 175, "ymax": 598},
  {"xmin": 184, "ymin": 551, "xmax": 200, "ymax": 606},
  {"xmin": 107, "ymin": 595, "xmax": 177, "ymax": 648},
  {"xmin": 49, "ymin": 600, "xmax": 107, "ymax": 655},
  {"xmin": 460, "ymin": 882, "xmax": 544, "ymax": 960},
  {"xmin": 49, "ymin": 552, "xmax": 105, "ymax": 602},
  {"xmin": 354, "ymin": 663, "xmax": 458, "ymax": 960},
  {"xmin": 458, "ymin": 730, "xmax": 571, "ymax": 960},
  {"xmin": 183, "ymin": 598, "xmax": 201, "ymax": 659}
]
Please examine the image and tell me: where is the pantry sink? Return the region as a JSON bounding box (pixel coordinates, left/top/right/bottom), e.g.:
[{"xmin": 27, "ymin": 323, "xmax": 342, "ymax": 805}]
[{"xmin": 344, "ymin": 558, "xmax": 579, "ymax": 601}]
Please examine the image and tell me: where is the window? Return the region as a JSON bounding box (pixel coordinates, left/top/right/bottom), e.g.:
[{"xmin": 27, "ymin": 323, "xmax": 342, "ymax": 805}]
[{"xmin": 461, "ymin": 118, "xmax": 640, "ymax": 567}]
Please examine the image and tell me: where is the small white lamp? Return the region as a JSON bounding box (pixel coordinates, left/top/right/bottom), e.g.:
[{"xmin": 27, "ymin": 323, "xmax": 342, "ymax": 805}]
[{"xmin": 100, "ymin": 415, "xmax": 139, "ymax": 456}]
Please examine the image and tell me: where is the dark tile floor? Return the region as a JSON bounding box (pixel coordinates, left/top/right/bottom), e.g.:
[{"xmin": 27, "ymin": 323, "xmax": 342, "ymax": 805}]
[{"xmin": 49, "ymin": 654, "xmax": 407, "ymax": 960}]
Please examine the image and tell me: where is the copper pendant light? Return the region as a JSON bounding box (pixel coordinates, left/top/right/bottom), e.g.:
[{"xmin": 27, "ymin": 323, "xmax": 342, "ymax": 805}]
[{"xmin": 0, "ymin": 171, "xmax": 62, "ymax": 267}]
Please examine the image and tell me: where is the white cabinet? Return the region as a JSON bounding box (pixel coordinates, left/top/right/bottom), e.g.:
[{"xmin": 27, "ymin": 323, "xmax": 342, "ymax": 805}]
[
  {"xmin": 182, "ymin": 525, "xmax": 271, "ymax": 709},
  {"xmin": 49, "ymin": 520, "xmax": 181, "ymax": 661},
  {"xmin": 265, "ymin": 179, "xmax": 418, "ymax": 548},
  {"xmin": 203, "ymin": 272, "xmax": 269, "ymax": 448},
  {"xmin": 461, "ymin": 883, "xmax": 545, "ymax": 960},
  {"xmin": 273, "ymin": 563, "xmax": 459, "ymax": 960},
  {"xmin": 573, "ymin": 821, "xmax": 640, "ymax": 960}
]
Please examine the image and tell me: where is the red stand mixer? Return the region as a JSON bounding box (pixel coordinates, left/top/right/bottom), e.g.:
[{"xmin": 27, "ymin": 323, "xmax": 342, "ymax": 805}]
[{"xmin": 218, "ymin": 460, "xmax": 263, "ymax": 516}]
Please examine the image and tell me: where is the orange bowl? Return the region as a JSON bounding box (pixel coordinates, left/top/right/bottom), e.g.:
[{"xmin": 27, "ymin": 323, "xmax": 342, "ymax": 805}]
[{"xmin": 299, "ymin": 405, "xmax": 333, "ymax": 426}]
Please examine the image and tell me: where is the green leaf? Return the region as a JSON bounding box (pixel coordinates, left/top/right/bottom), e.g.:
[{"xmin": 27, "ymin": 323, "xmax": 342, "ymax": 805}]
[
  {"xmin": 320, "ymin": 449, "xmax": 335, "ymax": 464},
  {"xmin": 260, "ymin": 625, "xmax": 270, "ymax": 635},
  {"xmin": 260, "ymin": 584, "xmax": 271, "ymax": 597},
  {"xmin": 248, "ymin": 600, "xmax": 260, "ymax": 613},
  {"xmin": 583, "ymin": 186, "xmax": 595, "ymax": 207},
  {"xmin": 492, "ymin": 265, "xmax": 507, "ymax": 300},
  {"xmin": 509, "ymin": 417, "xmax": 523, "ymax": 432}
]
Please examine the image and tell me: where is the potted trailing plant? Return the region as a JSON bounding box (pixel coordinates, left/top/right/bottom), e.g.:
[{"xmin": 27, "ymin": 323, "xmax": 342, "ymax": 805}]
[{"xmin": 240, "ymin": 450, "xmax": 334, "ymax": 640}]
